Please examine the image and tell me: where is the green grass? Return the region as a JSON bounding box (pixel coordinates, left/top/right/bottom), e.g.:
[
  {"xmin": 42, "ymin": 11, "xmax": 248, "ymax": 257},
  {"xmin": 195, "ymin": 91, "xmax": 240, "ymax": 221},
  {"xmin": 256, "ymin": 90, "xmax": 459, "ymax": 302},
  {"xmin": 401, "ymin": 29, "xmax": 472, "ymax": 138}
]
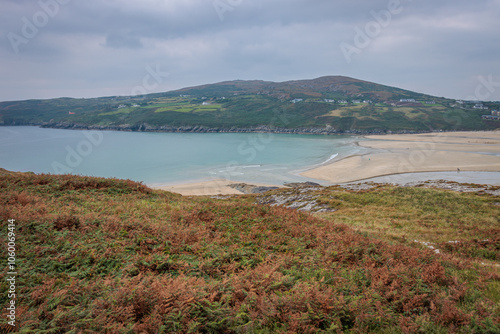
[
  {"xmin": 99, "ymin": 107, "xmax": 135, "ymax": 116},
  {"xmin": 143, "ymin": 103, "xmax": 185, "ymax": 109},
  {"xmin": 155, "ymin": 104, "xmax": 223, "ymax": 113},
  {"xmin": 175, "ymin": 107, "xmax": 196, "ymax": 113},
  {"xmin": 154, "ymin": 106, "xmax": 190, "ymax": 113},
  {"xmin": 259, "ymin": 184, "xmax": 500, "ymax": 265}
]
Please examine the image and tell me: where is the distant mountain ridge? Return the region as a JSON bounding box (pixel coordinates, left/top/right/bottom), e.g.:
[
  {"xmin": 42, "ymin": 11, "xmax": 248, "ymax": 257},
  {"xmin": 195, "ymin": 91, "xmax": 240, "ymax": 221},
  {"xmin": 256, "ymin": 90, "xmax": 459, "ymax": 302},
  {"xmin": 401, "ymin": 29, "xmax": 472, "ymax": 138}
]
[
  {"xmin": 172, "ymin": 76, "xmax": 432, "ymax": 101},
  {"xmin": 1, "ymin": 76, "xmax": 498, "ymax": 133}
]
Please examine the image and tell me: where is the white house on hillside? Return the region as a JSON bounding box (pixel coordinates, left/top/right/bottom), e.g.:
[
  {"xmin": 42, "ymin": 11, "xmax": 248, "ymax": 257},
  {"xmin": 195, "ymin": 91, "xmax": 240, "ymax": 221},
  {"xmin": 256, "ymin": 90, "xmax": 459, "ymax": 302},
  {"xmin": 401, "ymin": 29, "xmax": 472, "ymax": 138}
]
[{"xmin": 473, "ymin": 103, "xmax": 488, "ymax": 110}]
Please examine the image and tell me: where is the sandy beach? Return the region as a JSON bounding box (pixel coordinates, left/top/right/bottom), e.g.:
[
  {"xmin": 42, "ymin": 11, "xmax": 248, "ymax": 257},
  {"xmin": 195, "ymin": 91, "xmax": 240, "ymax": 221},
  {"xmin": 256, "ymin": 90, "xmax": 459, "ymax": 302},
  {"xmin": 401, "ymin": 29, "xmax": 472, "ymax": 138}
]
[
  {"xmin": 151, "ymin": 131, "xmax": 500, "ymax": 195},
  {"xmin": 301, "ymin": 131, "xmax": 500, "ymax": 183},
  {"xmin": 153, "ymin": 179, "xmax": 282, "ymax": 196}
]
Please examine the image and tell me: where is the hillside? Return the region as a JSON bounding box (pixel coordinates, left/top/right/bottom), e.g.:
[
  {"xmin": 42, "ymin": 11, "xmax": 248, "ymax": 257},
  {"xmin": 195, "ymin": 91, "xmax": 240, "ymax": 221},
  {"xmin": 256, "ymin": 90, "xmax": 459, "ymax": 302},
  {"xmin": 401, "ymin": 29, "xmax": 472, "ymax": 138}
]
[
  {"xmin": 0, "ymin": 173, "xmax": 499, "ymax": 333},
  {"xmin": 1, "ymin": 76, "xmax": 498, "ymax": 133}
]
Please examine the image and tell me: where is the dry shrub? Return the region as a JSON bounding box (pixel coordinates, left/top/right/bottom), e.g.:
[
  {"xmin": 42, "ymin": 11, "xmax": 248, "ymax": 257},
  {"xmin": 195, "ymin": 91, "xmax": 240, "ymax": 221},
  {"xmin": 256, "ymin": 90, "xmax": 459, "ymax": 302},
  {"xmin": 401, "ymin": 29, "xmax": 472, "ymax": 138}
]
[
  {"xmin": 0, "ymin": 323, "xmax": 16, "ymax": 333},
  {"xmin": 57, "ymin": 176, "xmax": 151, "ymax": 193},
  {"xmin": 437, "ymin": 237, "xmax": 500, "ymax": 261},
  {"xmin": 53, "ymin": 215, "xmax": 80, "ymax": 230},
  {"xmin": 90, "ymin": 274, "xmax": 210, "ymax": 332},
  {"xmin": 0, "ymin": 205, "xmax": 12, "ymax": 221},
  {"xmin": 435, "ymin": 300, "xmax": 472, "ymax": 327},
  {"xmin": 2, "ymin": 173, "xmax": 498, "ymax": 333}
]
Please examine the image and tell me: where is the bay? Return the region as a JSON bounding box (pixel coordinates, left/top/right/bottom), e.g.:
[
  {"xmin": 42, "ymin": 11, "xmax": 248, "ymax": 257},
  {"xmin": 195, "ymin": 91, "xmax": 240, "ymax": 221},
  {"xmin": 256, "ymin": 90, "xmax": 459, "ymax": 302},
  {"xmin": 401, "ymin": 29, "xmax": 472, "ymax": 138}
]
[{"xmin": 0, "ymin": 126, "xmax": 362, "ymax": 186}]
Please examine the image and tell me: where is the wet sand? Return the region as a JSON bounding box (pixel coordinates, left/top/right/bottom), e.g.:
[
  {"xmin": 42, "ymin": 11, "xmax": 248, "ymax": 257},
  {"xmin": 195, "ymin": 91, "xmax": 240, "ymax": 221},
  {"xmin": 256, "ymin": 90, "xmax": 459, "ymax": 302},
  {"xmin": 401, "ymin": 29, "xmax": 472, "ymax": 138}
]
[
  {"xmin": 301, "ymin": 131, "xmax": 500, "ymax": 183},
  {"xmin": 150, "ymin": 131, "xmax": 500, "ymax": 194}
]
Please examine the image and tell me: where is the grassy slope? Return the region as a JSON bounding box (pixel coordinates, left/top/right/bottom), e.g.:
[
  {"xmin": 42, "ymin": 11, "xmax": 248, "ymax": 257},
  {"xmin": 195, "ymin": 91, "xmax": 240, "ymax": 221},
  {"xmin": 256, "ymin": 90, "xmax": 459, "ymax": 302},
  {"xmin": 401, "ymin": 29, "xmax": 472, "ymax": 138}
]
[
  {"xmin": 1, "ymin": 77, "xmax": 499, "ymax": 132},
  {"xmin": 0, "ymin": 174, "xmax": 499, "ymax": 333}
]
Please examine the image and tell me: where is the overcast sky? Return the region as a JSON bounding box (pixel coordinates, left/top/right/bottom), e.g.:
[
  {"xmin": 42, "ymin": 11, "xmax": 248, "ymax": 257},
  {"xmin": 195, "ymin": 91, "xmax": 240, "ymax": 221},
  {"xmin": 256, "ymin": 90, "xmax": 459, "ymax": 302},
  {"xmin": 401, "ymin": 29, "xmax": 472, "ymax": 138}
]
[{"xmin": 1, "ymin": 0, "xmax": 499, "ymax": 102}]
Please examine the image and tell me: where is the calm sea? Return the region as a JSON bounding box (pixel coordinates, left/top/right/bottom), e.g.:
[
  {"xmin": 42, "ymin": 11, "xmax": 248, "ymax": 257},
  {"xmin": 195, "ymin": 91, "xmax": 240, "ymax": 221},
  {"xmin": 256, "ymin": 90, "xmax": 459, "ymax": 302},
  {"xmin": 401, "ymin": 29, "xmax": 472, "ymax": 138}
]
[{"xmin": 0, "ymin": 126, "xmax": 363, "ymax": 186}]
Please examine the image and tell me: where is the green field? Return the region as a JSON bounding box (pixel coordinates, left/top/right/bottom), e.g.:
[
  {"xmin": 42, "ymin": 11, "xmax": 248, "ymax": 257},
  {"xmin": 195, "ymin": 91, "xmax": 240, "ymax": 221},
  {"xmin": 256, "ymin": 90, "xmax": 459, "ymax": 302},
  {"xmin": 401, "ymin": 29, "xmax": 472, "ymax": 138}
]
[
  {"xmin": 99, "ymin": 107, "xmax": 136, "ymax": 116},
  {"xmin": 155, "ymin": 103, "xmax": 223, "ymax": 113}
]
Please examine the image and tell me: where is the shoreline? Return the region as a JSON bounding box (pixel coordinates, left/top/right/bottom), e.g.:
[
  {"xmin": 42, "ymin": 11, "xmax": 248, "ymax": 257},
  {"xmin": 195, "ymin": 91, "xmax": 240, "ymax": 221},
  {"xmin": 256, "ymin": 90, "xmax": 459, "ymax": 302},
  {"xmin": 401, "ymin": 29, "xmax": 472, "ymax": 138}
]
[
  {"xmin": 343, "ymin": 171, "xmax": 500, "ymax": 186},
  {"xmin": 1, "ymin": 123, "xmax": 457, "ymax": 136},
  {"xmin": 4, "ymin": 126, "xmax": 499, "ymax": 195},
  {"xmin": 301, "ymin": 131, "xmax": 500, "ymax": 184},
  {"xmin": 151, "ymin": 131, "xmax": 500, "ymax": 195},
  {"xmin": 151, "ymin": 178, "xmax": 284, "ymax": 196},
  {"xmin": 150, "ymin": 170, "xmax": 500, "ymax": 196}
]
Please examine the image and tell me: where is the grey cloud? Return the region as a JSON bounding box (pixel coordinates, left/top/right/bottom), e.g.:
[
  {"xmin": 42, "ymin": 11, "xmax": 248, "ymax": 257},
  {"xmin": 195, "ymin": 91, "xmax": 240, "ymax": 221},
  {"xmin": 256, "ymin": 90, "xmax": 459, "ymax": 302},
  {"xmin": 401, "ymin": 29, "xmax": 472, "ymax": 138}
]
[
  {"xmin": 0, "ymin": 0, "xmax": 499, "ymax": 101},
  {"xmin": 104, "ymin": 31, "xmax": 144, "ymax": 49}
]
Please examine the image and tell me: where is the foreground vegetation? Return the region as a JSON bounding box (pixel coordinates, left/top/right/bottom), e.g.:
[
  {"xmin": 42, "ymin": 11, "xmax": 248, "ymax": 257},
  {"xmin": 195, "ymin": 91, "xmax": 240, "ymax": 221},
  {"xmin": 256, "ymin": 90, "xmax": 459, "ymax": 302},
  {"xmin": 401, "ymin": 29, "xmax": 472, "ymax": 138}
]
[{"xmin": 0, "ymin": 173, "xmax": 499, "ymax": 333}]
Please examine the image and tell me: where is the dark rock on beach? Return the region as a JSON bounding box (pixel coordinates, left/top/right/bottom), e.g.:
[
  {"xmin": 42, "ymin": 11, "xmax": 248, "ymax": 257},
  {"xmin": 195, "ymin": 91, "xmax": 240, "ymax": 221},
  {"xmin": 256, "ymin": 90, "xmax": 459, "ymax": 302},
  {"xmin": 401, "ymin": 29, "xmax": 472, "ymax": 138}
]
[{"xmin": 229, "ymin": 183, "xmax": 280, "ymax": 194}]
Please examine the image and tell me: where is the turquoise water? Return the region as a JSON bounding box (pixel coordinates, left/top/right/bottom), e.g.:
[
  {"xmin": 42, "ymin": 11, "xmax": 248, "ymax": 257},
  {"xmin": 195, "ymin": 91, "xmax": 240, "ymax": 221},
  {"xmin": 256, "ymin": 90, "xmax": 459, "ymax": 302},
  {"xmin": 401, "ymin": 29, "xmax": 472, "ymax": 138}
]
[{"xmin": 0, "ymin": 126, "xmax": 361, "ymax": 186}]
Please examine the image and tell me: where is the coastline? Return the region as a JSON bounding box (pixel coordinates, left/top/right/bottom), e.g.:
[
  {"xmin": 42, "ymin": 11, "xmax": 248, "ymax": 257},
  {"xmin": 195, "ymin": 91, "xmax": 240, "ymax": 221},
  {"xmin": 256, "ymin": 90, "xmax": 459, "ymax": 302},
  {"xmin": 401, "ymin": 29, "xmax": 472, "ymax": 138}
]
[
  {"xmin": 2, "ymin": 122, "xmax": 431, "ymax": 136},
  {"xmin": 301, "ymin": 131, "xmax": 500, "ymax": 184},
  {"xmin": 151, "ymin": 131, "xmax": 500, "ymax": 196},
  {"xmin": 4, "ymin": 126, "xmax": 499, "ymax": 195}
]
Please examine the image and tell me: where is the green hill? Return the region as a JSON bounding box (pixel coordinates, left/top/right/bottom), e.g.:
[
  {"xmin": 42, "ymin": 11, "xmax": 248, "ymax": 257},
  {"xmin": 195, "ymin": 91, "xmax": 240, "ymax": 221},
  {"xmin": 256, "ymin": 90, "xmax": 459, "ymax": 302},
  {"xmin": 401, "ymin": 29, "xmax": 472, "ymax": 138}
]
[
  {"xmin": 1, "ymin": 76, "xmax": 498, "ymax": 133},
  {"xmin": 0, "ymin": 173, "xmax": 498, "ymax": 332}
]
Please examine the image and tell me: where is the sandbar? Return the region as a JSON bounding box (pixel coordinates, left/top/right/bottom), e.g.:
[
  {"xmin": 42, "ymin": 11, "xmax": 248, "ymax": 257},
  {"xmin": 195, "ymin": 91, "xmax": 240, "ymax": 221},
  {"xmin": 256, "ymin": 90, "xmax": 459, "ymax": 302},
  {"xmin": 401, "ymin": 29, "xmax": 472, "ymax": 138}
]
[
  {"xmin": 152, "ymin": 131, "xmax": 500, "ymax": 194},
  {"xmin": 301, "ymin": 131, "xmax": 500, "ymax": 184}
]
